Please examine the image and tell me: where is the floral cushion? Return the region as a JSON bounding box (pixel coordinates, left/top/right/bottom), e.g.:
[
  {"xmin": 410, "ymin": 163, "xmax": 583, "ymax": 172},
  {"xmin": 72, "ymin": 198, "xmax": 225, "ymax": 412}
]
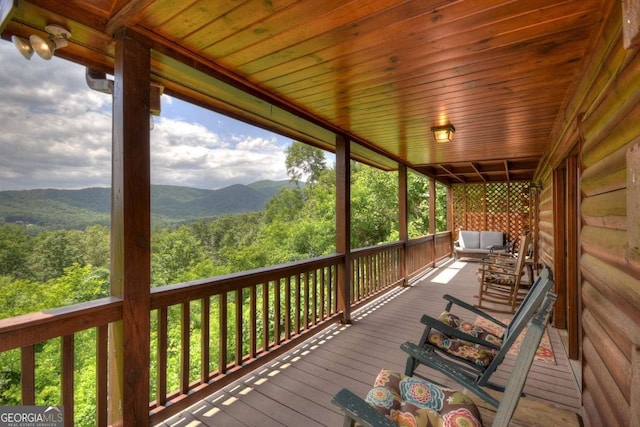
[
  {"xmin": 477, "ymin": 265, "xmax": 517, "ymax": 285},
  {"xmin": 427, "ymin": 311, "xmax": 502, "ymax": 368},
  {"xmin": 365, "ymin": 369, "xmax": 483, "ymax": 427}
]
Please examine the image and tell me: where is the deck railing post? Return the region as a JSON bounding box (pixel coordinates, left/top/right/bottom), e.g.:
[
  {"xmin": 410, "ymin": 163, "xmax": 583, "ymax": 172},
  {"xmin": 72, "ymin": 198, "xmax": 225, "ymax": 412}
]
[
  {"xmin": 336, "ymin": 135, "xmax": 351, "ymax": 323},
  {"xmin": 110, "ymin": 28, "xmax": 152, "ymax": 427},
  {"xmin": 399, "ymin": 165, "xmax": 408, "ymax": 286}
]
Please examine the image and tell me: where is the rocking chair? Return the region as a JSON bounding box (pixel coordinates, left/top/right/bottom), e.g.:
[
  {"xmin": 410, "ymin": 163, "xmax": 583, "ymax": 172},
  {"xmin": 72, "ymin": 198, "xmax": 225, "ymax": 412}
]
[
  {"xmin": 476, "ymin": 232, "xmax": 532, "ymax": 314},
  {"xmin": 402, "ymin": 268, "xmax": 553, "ymax": 407},
  {"xmin": 332, "ymin": 292, "xmax": 557, "ymax": 426}
]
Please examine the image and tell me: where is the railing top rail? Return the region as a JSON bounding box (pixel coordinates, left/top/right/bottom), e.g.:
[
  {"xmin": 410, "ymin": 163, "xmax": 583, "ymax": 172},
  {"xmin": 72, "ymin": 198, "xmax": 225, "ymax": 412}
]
[
  {"xmin": 351, "ymin": 241, "xmax": 404, "ymax": 257},
  {"xmin": 0, "ymin": 296, "xmax": 123, "ymax": 352},
  {"xmin": 151, "ymin": 253, "xmax": 344, "ymax": 308}
]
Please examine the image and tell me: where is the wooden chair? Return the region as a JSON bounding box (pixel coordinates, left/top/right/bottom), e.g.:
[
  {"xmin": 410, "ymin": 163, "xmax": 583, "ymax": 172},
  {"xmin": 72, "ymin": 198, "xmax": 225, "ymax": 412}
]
[
  {"xmin": 476, "ymin": 232, "xmax": 532, "ymax": 314},
  {"xmin": 403, "ymin": 268, "xmax": 553, "ymax": 407},
  {"xmin": 332, "ymin": 292, "xmax": 557, "ymax": 427}
]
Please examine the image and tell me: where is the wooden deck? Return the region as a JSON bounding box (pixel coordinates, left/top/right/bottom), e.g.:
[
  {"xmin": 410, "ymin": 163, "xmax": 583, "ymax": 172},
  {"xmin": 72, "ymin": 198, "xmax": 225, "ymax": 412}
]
[{"xmin": 157, "ymin": 260, "xmax": 582, "ymax": 426}]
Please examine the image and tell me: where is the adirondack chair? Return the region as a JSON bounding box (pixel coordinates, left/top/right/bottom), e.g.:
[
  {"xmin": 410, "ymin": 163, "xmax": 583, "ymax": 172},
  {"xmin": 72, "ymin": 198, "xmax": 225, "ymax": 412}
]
[
  {"xmin": 402, "ymin": 268, "xmax": 553, "ymax": 407},
  {"xmin": 331, "ymin": 292, "xmax": 557, "ymax": 427},
  {"xmin": 476, "ymin": 232, "xmax": 532, "ymax": 314}
]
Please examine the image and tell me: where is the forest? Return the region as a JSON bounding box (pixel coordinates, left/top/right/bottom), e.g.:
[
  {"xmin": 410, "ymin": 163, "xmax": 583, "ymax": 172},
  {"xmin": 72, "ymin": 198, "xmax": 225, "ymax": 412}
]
[{"xmin": 0, "ymin": 142, "xmax": 447, "ymax": 424}]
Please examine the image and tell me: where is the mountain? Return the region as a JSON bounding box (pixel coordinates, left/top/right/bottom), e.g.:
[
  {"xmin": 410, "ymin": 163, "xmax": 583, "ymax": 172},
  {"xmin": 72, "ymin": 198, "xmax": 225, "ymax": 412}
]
[{"xmin": 0, "ymin": 180, "xmax": 299, "ymax": 230}]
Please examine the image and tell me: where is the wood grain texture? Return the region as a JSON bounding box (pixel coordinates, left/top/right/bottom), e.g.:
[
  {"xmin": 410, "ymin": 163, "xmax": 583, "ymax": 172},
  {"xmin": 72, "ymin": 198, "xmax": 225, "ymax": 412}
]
[{"xmin": 2, "ymin": 0, "xmax": 609, "ymax": 183}]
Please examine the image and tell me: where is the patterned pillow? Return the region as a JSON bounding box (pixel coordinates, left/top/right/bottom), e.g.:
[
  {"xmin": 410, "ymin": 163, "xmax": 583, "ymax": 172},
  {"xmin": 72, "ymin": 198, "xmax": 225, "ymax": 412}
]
[
  {"xmin": 365, "ymin": 369, "xmax": 483, "ymax": 427},
  {"xmin": 427, "ymin": 311, "xmax": 502, "ymax": 368}
]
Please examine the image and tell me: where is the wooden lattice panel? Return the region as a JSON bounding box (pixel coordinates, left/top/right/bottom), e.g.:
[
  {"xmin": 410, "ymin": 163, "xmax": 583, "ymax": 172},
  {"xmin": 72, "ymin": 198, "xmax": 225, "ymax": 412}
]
[
  {"xmin": 465, "ymin": 184, "xmax": 485, "ymax": 231},
  {"xmin": 452, "ymin": 186, "xmax": 466, "ymax": 233},
  {"xmin": 451, "ymin": 182, "xmax": 534, "ymax": 245},
  {"xmin": 509, "ymin": 182, "xmax": 530, "ymax": 242},
  {"xmin": 486, "ymin": 183, "xmax": 509, "ymax": 234}
]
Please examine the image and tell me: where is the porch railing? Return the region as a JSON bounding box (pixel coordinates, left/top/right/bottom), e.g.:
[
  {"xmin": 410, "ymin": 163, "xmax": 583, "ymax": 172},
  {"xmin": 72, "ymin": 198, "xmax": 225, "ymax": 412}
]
[{"xmin": 0, "ymin": 233, "xmax": 452, "ymax": 426}]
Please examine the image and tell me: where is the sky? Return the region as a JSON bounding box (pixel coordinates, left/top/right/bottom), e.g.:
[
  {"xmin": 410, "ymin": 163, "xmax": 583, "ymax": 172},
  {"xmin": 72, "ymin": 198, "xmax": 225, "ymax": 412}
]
[{"xmin": 0, "ymin": 40, "xmax": 295, "ymax": 191}]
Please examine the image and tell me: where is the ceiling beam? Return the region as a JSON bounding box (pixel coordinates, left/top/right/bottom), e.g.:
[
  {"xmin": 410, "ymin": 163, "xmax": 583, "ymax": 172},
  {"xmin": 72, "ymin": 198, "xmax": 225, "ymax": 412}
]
[
  {"xmin": 470, "ymin": 163, "xmax": 487, "ymax": 182},
  {"xmin": 106, "ymin": 0, "xmax": 155, "ymax": 34}
]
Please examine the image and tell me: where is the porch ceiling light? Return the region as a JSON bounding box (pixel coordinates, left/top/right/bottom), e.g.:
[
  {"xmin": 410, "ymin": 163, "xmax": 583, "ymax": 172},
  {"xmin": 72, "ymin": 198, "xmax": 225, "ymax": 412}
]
[
  {"xmin": 431, "ymin": 124, "xmax": 455, "ymax": 143},
  {"xmin": 13, "ymin": 25, "xmax": 71, "ymax": 61},
  {"xmin": 30, "ymin": 25, "xmax": 71, "ymax": 60},
  {"xmin": 11, "ymin": 35, "xmax": 33, "ymax": 60}
]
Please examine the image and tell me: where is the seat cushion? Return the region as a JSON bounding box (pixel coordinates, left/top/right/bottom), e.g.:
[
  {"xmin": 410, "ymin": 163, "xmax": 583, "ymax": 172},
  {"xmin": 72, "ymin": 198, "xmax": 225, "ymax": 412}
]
[
  {"xmin": 427, "ymin": 311, "xmax": 502, "ymax": 368},
  {"xmin": 479, "ymin": 231, "xmax": 504, "ymax": 248},
  {"xmin": 458, "ymin": 230, "xmax": 480, "ymax": 249},
  {"xmin": 365, "ymin": 369, "xmax": 482, "ymax": 427}
]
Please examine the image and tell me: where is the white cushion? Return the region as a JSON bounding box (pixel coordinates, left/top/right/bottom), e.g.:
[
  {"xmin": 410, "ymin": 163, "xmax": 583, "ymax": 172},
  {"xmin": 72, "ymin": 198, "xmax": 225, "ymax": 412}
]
[
  {"xmin": 458, "ymin": 230, "xmax": 480, "ymax": 249},
  {"xmin": 480, "ymin": 231, "xmax": 504, "ymax": 248}
]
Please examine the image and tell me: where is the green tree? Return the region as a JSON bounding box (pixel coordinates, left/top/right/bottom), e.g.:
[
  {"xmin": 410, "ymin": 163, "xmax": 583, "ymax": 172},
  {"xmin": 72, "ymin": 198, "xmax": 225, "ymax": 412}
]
[
  {"xmin": 82, "ymin": 225, "xmax": 110, "ymax": 269},
  {"xmin": 435, "ymin": 181, "xmax": 448, "ymax": 232},
  {"xmin": 27, "ymin": 230, "xmax": 86, "ymax": 282},
  {"xmin": 151, "ymin": 226, "xmax": 209, "ymax": 286},
  {"xmin": 407, "ymin": 171, "xmax": 431, "ymax": 238},
  {"xmin": 0, "ymin": 224, "xmax": 32, "ymax": 279},
  {"xmin": 285, "ymin": 141, "xmax": 327, "ymax": 184},
  {"xmin": 350, "ymin": 163, "xmax": 398, "ymax": 247}
]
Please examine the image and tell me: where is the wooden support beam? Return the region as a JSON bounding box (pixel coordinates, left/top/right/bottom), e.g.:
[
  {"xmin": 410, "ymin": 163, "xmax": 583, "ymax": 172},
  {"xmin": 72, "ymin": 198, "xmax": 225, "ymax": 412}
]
[
  {"xmin": 336, "ymin": 135, "xmax": 351, "ymax": 323},
  {"xmin": 398, "ymin": 165, "xmax": 408, "ymax": 286},
  {"xmin": 110, "ymin": 28, "xmax": 151, "ymax": 427}
]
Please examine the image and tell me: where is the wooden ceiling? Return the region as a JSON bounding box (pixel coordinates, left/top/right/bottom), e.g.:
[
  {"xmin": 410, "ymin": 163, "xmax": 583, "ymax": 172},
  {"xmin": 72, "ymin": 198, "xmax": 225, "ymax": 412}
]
[{"xmin": 1, "ymin": 0, "xmax": 607, "ymax": 183}]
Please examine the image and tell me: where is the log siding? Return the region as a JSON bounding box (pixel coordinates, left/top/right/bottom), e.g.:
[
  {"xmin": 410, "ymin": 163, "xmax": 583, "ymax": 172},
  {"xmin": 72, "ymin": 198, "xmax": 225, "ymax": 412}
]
[{"xmin": 538, "ymin": 1, "xmax": 640, "ymax": 424}]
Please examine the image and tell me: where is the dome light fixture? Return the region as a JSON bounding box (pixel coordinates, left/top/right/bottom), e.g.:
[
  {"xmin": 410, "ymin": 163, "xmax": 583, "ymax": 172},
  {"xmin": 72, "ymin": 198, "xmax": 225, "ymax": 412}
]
[{"xmin": 431, "ymin": 124, "xmax": 456, "ymax": 143}]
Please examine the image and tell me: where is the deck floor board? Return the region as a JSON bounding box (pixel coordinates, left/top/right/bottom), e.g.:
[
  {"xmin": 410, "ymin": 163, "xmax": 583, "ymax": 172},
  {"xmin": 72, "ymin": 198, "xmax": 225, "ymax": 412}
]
[{"xmin": 158, "ymin": 260, "xmax": 582, "ymax": 426}]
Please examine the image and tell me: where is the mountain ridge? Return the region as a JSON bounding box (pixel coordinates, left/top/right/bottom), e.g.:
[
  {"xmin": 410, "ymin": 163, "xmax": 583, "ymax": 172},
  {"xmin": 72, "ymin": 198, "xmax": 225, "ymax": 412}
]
[{"xmin": 0, "ymin": 180, "xmax": 298, "ymax": 230}]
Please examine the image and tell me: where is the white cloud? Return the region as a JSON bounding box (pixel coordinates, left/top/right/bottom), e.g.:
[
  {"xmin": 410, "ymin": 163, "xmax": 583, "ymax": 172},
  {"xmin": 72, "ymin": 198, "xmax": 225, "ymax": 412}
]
[{"xmin": 0, "ymin": 41, "xmax": 291, "ymax": 191}]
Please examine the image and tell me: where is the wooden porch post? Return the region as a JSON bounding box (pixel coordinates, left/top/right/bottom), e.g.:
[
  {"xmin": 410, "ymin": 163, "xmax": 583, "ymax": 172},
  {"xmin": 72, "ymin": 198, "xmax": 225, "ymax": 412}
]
[
  {"xmin": 429, "ymin": 178, "xmax": 437, "ymax": 263},
  {"xmin": 109, "ymin": 29, "xmax": 151, "ymax": 426},
  {"xmin": 398, "ymin": 165, "xmax": 408, "ymax": 285},
  {"xmin": 447, "ymin": 184, "xmax": 455, "ymax": 256},
  {"xmin": 336, "ymin": 135, "xmax": 351, "ymax": 323}
]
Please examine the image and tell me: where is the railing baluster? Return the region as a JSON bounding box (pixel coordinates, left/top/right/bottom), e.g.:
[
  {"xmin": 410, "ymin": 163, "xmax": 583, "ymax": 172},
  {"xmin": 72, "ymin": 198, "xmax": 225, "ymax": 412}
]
[
  {"xmin": 330, "ymin": 266, "xmax": 335, "ymax": 314},
  {"xmin": 21, "ymin": 345, "xmax": 35, "ymax": 405},
  {"xmin": 320, "ymin": 267, "xmax": 326, "ymax": 321},
  {"xmin": 157, "ymin": 307, "xmax": 168, "ymax": 406},
  {"xmin": 201, "ymin": 296, "xmax": 210, "ymax": 383},
  {"xmin": 62, "ymin": 334, "xmax": 74, "ymax": 427},
  {"xmin": 262, "ymin": 282, "xmax": 269, "ymax": 351},
  {"xmin": 295, "ymin": 274, "xmax": 301, "ymax": 335},
  {"xmin": 219, "ymin": 293, "xmax": 227, "ymax": 374},
  {"xmin": 311, "ymin": 269, "xmax": 317, "ymax": 326},
  {"xmin": 97, "ymin": 325, "xmax": 108, "ymax": 427},
  {"xmin": 181, "ymin": 302, "xmax": 190, "ymax": 395},
  {"xmin": 274, "ymin": 278, "xmax": 281, "ymax": 346},
  {"xmin": 250, "ymin": 285, "xmax": 257, "ymax": 358},
  {"xmin": 284, "ymin": 276, "xmax": 291, "ymax": 340},
  {"xmin": 303, "ymin": 272, "xmax": 310, "ymax": 330},
  {"xmin": 235, "ymin": 289, "xmax": 242, "ymax": 366}
]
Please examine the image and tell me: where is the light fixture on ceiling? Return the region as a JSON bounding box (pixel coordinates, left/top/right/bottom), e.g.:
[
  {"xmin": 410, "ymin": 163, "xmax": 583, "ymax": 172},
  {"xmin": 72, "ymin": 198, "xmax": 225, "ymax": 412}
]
[
  {"xmin": 30, "ymin": 25, "xmax": 71, "ymax": 60},
  {"xmin": 529, "ymin": 182, "xmax": 542, "ymax": 195},
  {"xmin": 431, "ymin": 124, "xmax": 455, "ymax": 143},
  {"xmin": 12, "ymin": 35, "xmax": 33, "ymax": 60},
  {"xmin": 12, "ymin": 24, "xmax": 71, "ymax": 60}
]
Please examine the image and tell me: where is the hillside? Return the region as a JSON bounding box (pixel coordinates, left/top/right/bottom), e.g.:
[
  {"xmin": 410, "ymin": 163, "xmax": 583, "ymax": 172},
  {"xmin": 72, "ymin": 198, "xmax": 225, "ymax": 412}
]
[{"xmin": 0, "ymin": 180, "xmax": 299, "ymax": 230}]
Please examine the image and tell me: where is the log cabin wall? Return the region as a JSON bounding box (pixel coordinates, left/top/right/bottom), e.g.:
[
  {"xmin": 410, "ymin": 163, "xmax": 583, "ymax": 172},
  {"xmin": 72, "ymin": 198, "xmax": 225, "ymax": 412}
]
[{"xmin": 536, "ymin": 1, "xmax": 640, "ymax": 425}]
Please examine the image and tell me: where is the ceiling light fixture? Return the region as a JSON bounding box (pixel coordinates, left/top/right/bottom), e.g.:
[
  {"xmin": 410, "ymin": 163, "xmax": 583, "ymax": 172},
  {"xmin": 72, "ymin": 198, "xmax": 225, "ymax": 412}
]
[
  {"xmin": 431, "ymin": 124, "xmax": 455, "ymax": 143},
  {"xmin": 11, "ymin": 35, "xmax": 33, "ymax": 60},
  {"xmin": 12, "ymin": 24, "xmax": 71, "ymax": 61}
]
